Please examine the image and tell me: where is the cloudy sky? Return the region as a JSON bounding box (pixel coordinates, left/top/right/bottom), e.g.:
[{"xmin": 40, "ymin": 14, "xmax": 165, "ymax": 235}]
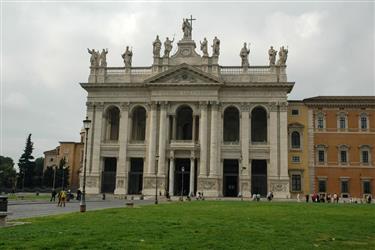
[{"xmin": 1, "ymin": 1, "xmax": 374, "ymax": 164}]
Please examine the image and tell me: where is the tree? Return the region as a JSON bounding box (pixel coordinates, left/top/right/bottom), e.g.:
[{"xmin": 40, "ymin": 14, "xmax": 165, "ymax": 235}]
[
  {"xmin": 0, "ymin": 156, "xmax": 17, "ymax": 192},
  {"xmin": 34, "ymin": 157, "xmax": 44, "ymax": 188},
  {"xmin": 55, "ymin": 158, "xmax": 69, "ymax": 189},
  {"xmin": 17, "ymin": 134, "xmax": 35, "ymax": 189}
]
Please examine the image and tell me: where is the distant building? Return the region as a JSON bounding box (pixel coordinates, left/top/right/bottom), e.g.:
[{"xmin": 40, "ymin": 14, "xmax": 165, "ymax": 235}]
[
  {"xmin": 43, "ymin": 131, "xmax": 84, "ymax": 190},
  {"xmin": 287, "ymin": 101, "xmax": 310, "ymax": 198},
  {"xmin": 304, "ymin": 96, "xmax": 375, "ymax": 198}
]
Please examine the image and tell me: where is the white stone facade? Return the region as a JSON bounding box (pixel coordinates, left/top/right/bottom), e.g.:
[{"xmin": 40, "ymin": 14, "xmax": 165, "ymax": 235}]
[{"xmin": 80, "ymin": 21, "xmax": 294, "ymax": 198}]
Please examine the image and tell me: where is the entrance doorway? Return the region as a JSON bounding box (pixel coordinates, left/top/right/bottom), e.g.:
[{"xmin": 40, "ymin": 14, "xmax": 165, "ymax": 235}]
[
  {"xmin": 101, "ymin": 157, "xmax": 117, "ymax": 193},
  {"xmin": 128, "ymin": 158, "xmax": 144, "ymax": 195},
  {"xmin": 174, "ymin": 159, "xmax": 190, "ymax": 196},
  {"xmin": 223, "ymin": 159, "xmax": 239, "ymax": 197},
  {"xmin": 251, "ymin": 160, "xmax": 267, "ymax": 197}
]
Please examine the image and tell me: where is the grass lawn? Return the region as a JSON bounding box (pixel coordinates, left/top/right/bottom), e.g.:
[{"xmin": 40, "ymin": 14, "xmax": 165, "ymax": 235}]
[{"xmin": 1, "ymin": 201, "xmax": 374, "ymax": 249}]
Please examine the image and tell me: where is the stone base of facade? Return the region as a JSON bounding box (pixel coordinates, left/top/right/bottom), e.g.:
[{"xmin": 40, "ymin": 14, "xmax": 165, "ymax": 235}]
[
  {"xmin": 114, "ymin": 176, "xmax": 127, "ymax": 195},
  {"xmin": 269, "ymin": 177, "xmax": 290, "ymax": 199},
  {"xmin": 83, "ymin": 175, "xmax": 101, "ymax": 194},
  {"xmin": 142, "ymin": 175, "xmax": 167, "ymax": 196},
  {"xmin": 197, "ymin": 176, "xmax": 221, "ymax": 197},
  {"xmin": 239, "ymin": 176, "xmax": 251, "ymax": 197}
]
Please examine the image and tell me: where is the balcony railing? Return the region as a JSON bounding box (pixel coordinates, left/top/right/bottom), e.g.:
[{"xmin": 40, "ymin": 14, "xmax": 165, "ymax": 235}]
[{"xmin": 220, "ymin": 66, "xmax": 272, "ymax": 75}]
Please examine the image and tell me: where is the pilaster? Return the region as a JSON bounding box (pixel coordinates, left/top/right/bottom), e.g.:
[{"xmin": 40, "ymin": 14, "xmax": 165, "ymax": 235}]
[{"xmin": 115, "ymin": 103, "xmax": 129, "ymax": 195}]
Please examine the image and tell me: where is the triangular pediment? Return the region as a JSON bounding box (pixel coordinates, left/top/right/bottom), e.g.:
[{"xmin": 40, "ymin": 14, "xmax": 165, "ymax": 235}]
[{"xmin": 144, "ymin": 63, "xmax": 223, "ymax": 85}]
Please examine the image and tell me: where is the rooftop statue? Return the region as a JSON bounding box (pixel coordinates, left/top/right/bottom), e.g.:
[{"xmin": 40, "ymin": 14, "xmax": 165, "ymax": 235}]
[
  {"xmin": 212, "ymin": 36, "xmax": 220, "ymax": 56},
  {"xmin": 122, "ymin": 46, "xmax": 133, "ymax": 68},
  {"xmin": 240, "ymin": 42, "xmax": 250, "ymax": 67},
  {"xmin": 87, "ymin": 48, "xmax": 100, "ymax": 67},
  {"xmin": 153, "ymin": 35, "xmax": 162, "ymax": 58},
  {"xmin": 200, "ymin": 37, "xmax": 208, "ymax": 57},
  {"xmin": 268, "ymin": 46, "xmax": 277, "ymax": 66},
  {"xmin": 100, "ymin": 48, "xmax": 108, "ymax": 67},
  {"xmin": 163, "ymin": 36, "xmax": 174, "ymax": 58},
  {"xmin": 277, "ymin": 46, "xmax": 288, "ymax": 66},
  {"xmin": 182, "ymin": 18, "xmax": 192, "ymax": 40}
]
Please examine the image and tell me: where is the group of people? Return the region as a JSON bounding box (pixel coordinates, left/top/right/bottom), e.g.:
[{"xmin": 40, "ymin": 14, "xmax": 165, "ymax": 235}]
[
  {"xmin": 299, "ymin": 193, "xmax": 373, "ymax": 204},
  {"xmin": 50, "ymin": 189, "xmax": 83, "ymax": 207}
]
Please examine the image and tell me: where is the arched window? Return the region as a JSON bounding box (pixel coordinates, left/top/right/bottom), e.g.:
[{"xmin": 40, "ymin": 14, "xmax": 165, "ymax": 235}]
[
  {"xmin": 176, "ymin": 106, "xmax": 193, "ymax": 140},
  {"xmin": 131, "ymin": 106, "xmax": 146, "ymax": 141},
  {"xmin": 105, "ymin": 106, "xmax": 120, "ymax": 141},
  {"xmin": 251, "ymin": 107, "xmax": 267, "ymax": 142},
  {"xmin": 291, "ymin": 131, "xmax": 300, "ymax": 149},
  {"xmin": 223, "ymin": 106, "xmax": 240, "ymax": 142}
]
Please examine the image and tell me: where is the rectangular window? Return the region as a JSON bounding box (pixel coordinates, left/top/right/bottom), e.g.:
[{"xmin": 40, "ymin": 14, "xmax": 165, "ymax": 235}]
[
  {"xmin": 318, "ymin": 150, "xmax": 325, "ymax": 163},
  {"xmin": 340, "ymin": 151, "xmax": 347, "ymax": 163},
  {"xmin": 318, "ymin": 180, "xmax": 326, "ymax": 193},
  {"xmin": 341, "ymin": 180, "xmax": 349, "ymax": 193},
  {"xmin": 291, "ymin": 175, "xmax": 301, "ymax": 192},
  {"xmin": 291, "ymin": 109, "xmax": 299, "ymax": 116},
  {"xmin": 292, "ymin": 156, "xmax": 300, "ymax": 163},
  {"xmin": 361, "ymin": 117, "xmax": 367, "ymax": 129},
  {"xmin": 317, "ymin": 118, "xmax": 324, "ymax": 129},
  {"xmin": 363, "ymin": 181, "xmax": 371, "ymax": 194},
  {"xmin": 339, "ymin": 117, "xmax": 346, "ymax": 129},
  {"xmin": 362, "ymin": 151, "xmax": 369, "ymax": 164}
]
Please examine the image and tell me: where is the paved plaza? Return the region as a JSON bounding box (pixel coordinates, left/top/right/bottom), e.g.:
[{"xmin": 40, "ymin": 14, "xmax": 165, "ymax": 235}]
[{"xmin": 7, "ymin": 198, "xmax": 154, "ymax": 220}]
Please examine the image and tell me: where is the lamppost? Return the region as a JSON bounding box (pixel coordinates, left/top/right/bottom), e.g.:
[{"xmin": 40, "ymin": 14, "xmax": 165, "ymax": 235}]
[
  {"xmin": 181, "ymin": 166, "xmax": 185, "ymax": 201},
  {"xmin": 52, "ymin": 165, "xmax": 57, "ymax": 191},
  {"xmin": 80, "ymin": 116, "xmax": 91, "ymax": 213},
  {"xmin": 155, "ymin": 155, "xmax": 159, "ymax": 205},
  {"xmin": 61, "ymin": 160, "xmax": 67, "ymax": 190}
]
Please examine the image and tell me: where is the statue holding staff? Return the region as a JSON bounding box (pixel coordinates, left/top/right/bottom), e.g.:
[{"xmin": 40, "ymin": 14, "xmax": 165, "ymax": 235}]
[
  {"xmin": 122, "ymin": 46, "xmax": 133, "ymax": 67},
  {"xmin": 87, "ymin": 48, "xmax": 100, "ymax": 67},
  {"xmin": 268, "ymin": 46, "xmax": 277, "ymax": 66},
  {"xmin": 212, "ymin": 36, "xmax": 220, "ymax": 56},
  {"xmin": 153, "ymin": 35, "xmax": 162, "ymax": 57},
  {"xmin": 99, "ymin": 48, "xmax": 108, "ymax": 67},
  {"xmin": 240, "ymin": 42, "xmax": 250, "ymax": 67},
  {"xmin": 200, "ymin": 37, "xmax": 208, "ymax": 56},
  {"xmin": 163, "ymin": 36, "xmax": 175, "ymax": 58},
  {"xmin": 277, "ymin": 46, "xmax": 288, "ymax": 66}
]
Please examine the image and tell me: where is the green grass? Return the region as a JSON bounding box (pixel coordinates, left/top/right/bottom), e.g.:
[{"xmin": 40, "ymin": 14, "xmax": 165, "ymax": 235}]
[{"xmin": 1, "ymin": 201, "xmax": 375, "ymax": 249}]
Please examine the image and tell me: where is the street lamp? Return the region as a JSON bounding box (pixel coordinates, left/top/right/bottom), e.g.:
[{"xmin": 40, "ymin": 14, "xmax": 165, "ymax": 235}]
[
  {"xmin": 61, "ymin": 159, "xmax": 67, "ymax": 190},
  {"xmin": 80, "ymin": 116, "xmax": 91, "ymax": 213},
  {"xmin": 52, "ymin": 165, "xmax": 57, "ymax": 191},
  {"xmin": 181, "ymin": 166, "xmax": 185, "ymax": 201},
  {"xmin": 155, "ymin": 155, "xmax": 159, "ymax": 205}
]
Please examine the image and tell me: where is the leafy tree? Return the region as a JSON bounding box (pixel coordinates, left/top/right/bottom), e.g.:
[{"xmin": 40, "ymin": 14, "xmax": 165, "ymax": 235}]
[
  {"xmin": 17, "ymin": 134, "xmax": 35, "ymax": 189},
  {"xmin": 34, "ymin": 157, "xmax": 44, "ymax": 187},
  {"xmin": 55, "ymin": 158, "xmax": 70, "ymax": 189},
  {"xmin": 0, "ymin": 156, "xmax": 17, "ymax": 192},
  {"xmin": 43, "ymin": 166, "xmax": 55, "ymax": 188}
]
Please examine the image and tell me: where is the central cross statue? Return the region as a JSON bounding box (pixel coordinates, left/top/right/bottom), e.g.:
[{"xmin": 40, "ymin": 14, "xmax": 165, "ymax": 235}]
[
  {"xmin": 188, "ymin": 15, "xmax": 196, "ymax": 29},
  {"xmin": 182, "ymin": 15, "xmax": 196, "ymax": 40}
]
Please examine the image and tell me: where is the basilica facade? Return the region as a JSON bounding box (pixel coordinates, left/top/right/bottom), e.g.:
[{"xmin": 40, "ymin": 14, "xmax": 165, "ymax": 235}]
[{"xmin": 80, "ymin": 19, "xmax": 294, "ymax": 198}]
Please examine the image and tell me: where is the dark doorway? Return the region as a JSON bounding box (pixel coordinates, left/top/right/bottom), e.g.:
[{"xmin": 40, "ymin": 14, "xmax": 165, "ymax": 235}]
[
  {"xmin": 101, "ymin": 157, "xmax": 117, "ymax": 193},
  {"xmin": 174, "ymin": 159, "xmax": 190, "ymax": 196},
  {"xmin": 223, "ymin": 159, "xmax": 239, "ymax": 197},
  {"xmin": 176, "ymin": 106, "xmax": 193, "ymax": 140},
  {"xmin": 128, "ymin": 158, "xmax": 144, "ymax": 195},
  {"xmin": 251, "ymin": 160, "xmax": 267, "ymax": 197}
]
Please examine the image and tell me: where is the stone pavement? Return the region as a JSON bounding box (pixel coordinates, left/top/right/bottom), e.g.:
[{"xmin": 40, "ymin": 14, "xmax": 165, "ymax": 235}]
[{"xmin": 7, "ymin": 199, "xmax": 155, "ymax": 220}]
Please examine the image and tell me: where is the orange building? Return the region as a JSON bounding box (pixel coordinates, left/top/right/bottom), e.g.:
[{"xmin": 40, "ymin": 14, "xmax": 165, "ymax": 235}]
[
  {"xmin": 287, "ymin": 101, "xmax": 310, "ymax": 198},
  {"xmin": 43, "ymin": 132, "xmax": 85, "ymax": 190},
  {"xmin": 304, "ymin": 96, "xmax": 375, "ymax": 199}
]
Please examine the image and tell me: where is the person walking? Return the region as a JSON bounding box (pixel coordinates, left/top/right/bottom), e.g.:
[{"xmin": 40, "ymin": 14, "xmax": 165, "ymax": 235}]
[
  {"xmin": 58, "ymin": 190, "xmax": 67, "ymax": 207},
  {"xmin": 50, "ymin": 189, "xmax": 57, "ymax": 202}
]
